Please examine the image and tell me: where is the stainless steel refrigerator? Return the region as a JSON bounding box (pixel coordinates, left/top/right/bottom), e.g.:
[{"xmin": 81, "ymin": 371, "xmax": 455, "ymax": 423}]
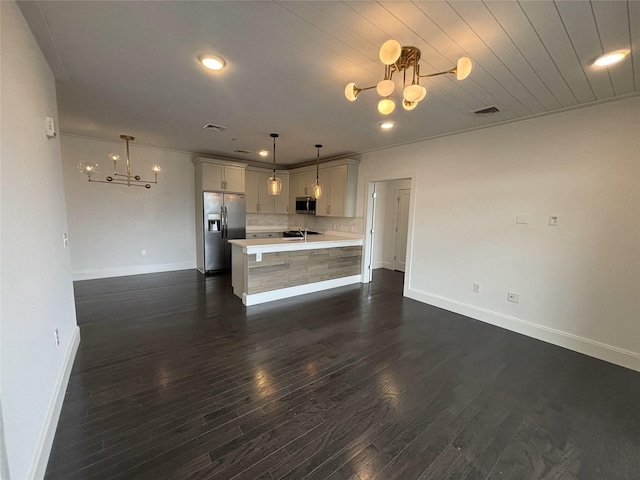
[{"xmin": 203, "ymin": 191, "xmax": 246, "ymax": 273}]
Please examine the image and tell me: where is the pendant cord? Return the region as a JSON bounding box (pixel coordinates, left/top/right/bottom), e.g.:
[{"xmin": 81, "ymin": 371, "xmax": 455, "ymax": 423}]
[{"xmin": 271, "ymin": 133, "xmax": 278, "ymax": 176}]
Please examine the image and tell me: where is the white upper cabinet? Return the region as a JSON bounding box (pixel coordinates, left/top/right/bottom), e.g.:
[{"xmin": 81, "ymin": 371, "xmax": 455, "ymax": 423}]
[
  {"xmin": 274, "ymin": 172, "xmax": 290, "ymax": 214},
  {"xmin": 290, "ymin": 159, "xmax": 358, "ymax": 217},
  {"xmin": 246, "ymin": 167, "xmax": 289, "ymax": 214},
  {"xmin": 245, "ymin": 170, "xmax": 260, "ymax": 213},
  {"xmin": 194, "ymin": 158, "xmax": 246, "ymax": 193}
]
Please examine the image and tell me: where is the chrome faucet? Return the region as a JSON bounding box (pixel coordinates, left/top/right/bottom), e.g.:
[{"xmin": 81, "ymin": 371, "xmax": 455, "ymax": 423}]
[{"xmin": 297, "ymin": 227, "xmax": 308, "ymax": 241}]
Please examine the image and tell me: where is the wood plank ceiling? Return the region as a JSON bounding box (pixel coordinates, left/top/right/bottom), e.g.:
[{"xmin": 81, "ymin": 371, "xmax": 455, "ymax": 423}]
[{"xmin": 18, "ymin": 1, "xmax": 639, "ymax": 165}]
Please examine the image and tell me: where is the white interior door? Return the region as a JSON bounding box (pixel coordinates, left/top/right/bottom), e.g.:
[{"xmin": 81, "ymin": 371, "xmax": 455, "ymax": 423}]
[{"xmin": 394, "ymin": 189, "xmax": 410, "ymax": 272}]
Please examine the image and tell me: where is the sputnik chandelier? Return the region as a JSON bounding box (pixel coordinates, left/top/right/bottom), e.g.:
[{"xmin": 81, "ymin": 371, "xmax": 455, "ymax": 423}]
[
  {"xmin": 77, "ymin": 135, "xmax": 161, "ymax": 189},
  {"xmin": 345, "ymin": 40, "xmax": 473, "ymax": 114}
]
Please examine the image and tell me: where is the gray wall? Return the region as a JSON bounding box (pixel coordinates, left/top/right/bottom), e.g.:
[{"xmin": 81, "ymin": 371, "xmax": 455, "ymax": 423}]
[{"xmin": 1, "ymin": 2, "xmax": 79, "ymax": 477}]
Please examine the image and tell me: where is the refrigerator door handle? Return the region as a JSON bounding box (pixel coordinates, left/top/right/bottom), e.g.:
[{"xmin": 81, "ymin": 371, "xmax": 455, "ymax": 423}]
[
  {"xmin": 220, "ymin": 206, "xmax": 225, "ymax": 238},
  {"xmin": 224, "ymin": 206, "xmax": 229, "ymax": 238}
]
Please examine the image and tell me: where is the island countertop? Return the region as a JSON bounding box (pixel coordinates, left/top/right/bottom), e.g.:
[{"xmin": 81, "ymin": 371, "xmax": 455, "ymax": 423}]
[{"xmin": 228, "ymin": 233, "xmax": 363, "ymax": 254}]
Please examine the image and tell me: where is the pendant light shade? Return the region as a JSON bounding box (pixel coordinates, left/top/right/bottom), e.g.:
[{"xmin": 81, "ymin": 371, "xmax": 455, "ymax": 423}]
[
  {"xmin": 403, "ymin": 84, "xmax": 426, "ymax": 102},
  {"xmin": 402, "ymin": 99, "xmax": 418, "ymax": 111},
  {"xmin": 267, "ymin": 133, "xmax": 282, "ymax": 196},
  {"xmin": 345, "ymin": 82, "xmax": 359, "ymax": 101},
  {"xmin": 267, "ymin": 175, "xmax": 282, "ymax": 196},
  {"xmin": 376, "ymin": 79, "xmax": 395, "ymax": 97},
  {"xmin": 311, "ymin": 144, "xmax": 322, "ymax": 199},
  {"xmin": 456, "ymin": 57, "xmax": 473, "ymax": 80},
  {"xmin": 379, "ymin": 39, "xmax": 402, "ymax": 65},
  {"xmin": 377, "ymin": 98, "xmax": 396, "ymax": 115}
]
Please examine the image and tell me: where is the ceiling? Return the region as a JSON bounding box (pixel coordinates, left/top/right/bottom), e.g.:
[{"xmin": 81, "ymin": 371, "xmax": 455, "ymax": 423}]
[{"xmin": 19, "ymin": 1, "xmax": 639, "ymax": 166}]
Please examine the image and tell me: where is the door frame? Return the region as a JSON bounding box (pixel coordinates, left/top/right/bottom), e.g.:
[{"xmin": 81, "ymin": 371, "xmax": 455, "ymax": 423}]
[{"xmin": 361, "ymin": 173, "xmax": 417, "ymax": 296}]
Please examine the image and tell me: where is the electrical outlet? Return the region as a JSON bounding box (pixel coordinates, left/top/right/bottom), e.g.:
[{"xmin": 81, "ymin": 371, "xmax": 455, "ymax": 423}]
[
  {"xmin": 141, "ymin": 250, "xmax": 147, "ymax": 256},
  {"xmin": 516, "ymin": 214, "xmax": 528, "ymax": 224},
  {"xmin": 54, "ymin": 328, "xmax": 60, "ymax": 348},
  {"xmin": 473, "ymin": 282, "xmax": 481, "ymax": 293},
  {"xmin": 507, "ymin": 292, "xmax": 520, "ymax": 303}
]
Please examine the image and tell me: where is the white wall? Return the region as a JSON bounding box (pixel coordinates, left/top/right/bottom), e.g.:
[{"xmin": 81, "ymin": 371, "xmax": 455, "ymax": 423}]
[
  {"xmin": 1, "ymin": 2, "xmax": 79, "ymax": 478},
  {"xmin": 61, "ymin": 136, "xmax": 196, "ymax": 280},
  {"xmin": 358, "ymin": 97, "xmax": 640, "ymax": 371}
]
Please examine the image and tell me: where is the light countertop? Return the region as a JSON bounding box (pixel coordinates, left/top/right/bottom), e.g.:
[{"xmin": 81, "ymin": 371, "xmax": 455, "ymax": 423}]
[{"xmin": 229, "ymin": 233, "xmax": 363, "ymax": 254}]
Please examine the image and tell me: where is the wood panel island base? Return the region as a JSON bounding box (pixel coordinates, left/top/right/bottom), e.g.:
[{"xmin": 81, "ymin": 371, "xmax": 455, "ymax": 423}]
[{"xmin": 228, "ymin": 235, "xmax": 363, "ymax": 306}]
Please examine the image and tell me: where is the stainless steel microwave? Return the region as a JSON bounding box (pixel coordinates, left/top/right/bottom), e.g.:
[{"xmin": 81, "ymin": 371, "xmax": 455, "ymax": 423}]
[{"xmin": 295, "ymin": 197, "xmax": 316, "ymax": 215}]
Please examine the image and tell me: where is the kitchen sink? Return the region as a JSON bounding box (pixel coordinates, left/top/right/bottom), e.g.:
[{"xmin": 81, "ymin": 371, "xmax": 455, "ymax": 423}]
[{"xmin": 282, "ymin": 230, "xmax": 320, "ymax": 238}]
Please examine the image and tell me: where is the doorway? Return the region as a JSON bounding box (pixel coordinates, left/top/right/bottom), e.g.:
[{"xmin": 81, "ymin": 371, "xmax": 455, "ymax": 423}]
[{"xmin": 363, "ymin": 178, "xmax": 412, "ymax": 284}]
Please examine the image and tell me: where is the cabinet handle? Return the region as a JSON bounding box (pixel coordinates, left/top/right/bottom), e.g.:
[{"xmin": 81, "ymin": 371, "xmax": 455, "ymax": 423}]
[{"xmin": 286, "ymin": 205, "xmax": 289, "ymax": 213}]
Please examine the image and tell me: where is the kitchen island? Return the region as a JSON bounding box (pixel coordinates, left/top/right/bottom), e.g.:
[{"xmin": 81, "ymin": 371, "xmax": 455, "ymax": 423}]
[{"xmin": 228, "ymin": 233, "xmax": 363, "ymax": 306}]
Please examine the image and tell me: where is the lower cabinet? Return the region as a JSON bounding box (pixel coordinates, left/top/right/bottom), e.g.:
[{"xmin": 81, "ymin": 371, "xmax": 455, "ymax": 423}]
[{"xmin": 246, "ymin": 232, "xmax": 283, "ymax": 239}]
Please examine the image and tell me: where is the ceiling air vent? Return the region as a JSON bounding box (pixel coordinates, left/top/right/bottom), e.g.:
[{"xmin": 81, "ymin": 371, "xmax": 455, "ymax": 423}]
[
  {"xmin": 233, "ymin": 149, "xmax": 251, "ymax": 155},
  {"xmin": 202, "ymin": 123, "xmax": 228, "ymax": 132},
  {"xmin": 472, "ymin": 105, "xmax": 500, "ymax": 116}
]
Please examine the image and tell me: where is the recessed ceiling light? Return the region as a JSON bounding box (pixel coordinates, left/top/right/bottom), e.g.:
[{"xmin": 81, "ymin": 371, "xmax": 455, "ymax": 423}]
[
  {"xmin": 199, "ymin": 55, "xmax": 226, "ymax": 71},
  {"xmin": 258, "ymin": 150, "xmax": 269, "ymax": 157},
  {"xmin": 380, "ymin": 121, "xmax": 395, "ymax": 130},
  {"xmin": 593, "ymin": 49, "xmax": 630, "ymax": 67}
]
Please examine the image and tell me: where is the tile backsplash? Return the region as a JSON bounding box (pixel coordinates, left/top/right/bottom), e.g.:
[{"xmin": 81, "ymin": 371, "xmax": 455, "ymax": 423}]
[
  {"xmin": 246, "ymin": 214, "xmax": 289, "ymax": 227},
  {"xmin": 288, "ymin": 214, "xmax": 364, "ymax": 234},
  {"xmin": 245, "ymin": 213, "xmax": 364, "ymax": 234}
]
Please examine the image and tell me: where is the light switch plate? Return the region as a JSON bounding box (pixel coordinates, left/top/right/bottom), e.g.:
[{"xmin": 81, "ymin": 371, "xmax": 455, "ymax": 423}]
[
  {"xmin": 256, "ymin": 252, "xmax": 262, "ymax": 262},
  {"xmin": 516, "ymin": 214, "xmax": 528, "ymax": 224},
  {"xmin": 46, "ymin": 116, "xmax": 56, "ymax": 138},
  {"xmin": 548, "ymin": 215, "xmax": 558, "ymax": 226}
]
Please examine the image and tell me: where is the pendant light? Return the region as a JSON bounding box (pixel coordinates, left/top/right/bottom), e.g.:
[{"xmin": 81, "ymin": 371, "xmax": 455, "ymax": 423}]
[
  {"xmin": 311, "ymin": 144, "xmax": 322, "ymax": 199},
  {"xmin": 267, "ymin": 133, "xmax": 282, "ymax": 196}
]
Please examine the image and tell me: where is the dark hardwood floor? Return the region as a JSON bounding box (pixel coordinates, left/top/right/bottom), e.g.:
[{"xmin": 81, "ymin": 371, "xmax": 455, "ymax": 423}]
[{"xmin": 45, "ymin": 269, "xmax": 640, "ymax": 480}]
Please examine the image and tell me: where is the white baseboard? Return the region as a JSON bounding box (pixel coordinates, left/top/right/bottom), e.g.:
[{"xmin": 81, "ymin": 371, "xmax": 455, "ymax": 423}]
[
  {"xmin": 372, "ymin": 260, "xmax": 394, "ymax": 270},
  {"xmin": 72, "ymin": 261, "xmax": 195, "ymax": 281},
  {"xmin": 406, "ymin": 287, "xmax": 640, "ymax": 372},
  {"xmin": 28, "ymin": 326, "xmax": 81, "ymax": 480},
  {"xmin": 243, "ymin": 275, "xmax": 362, "ymax": 306}
]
